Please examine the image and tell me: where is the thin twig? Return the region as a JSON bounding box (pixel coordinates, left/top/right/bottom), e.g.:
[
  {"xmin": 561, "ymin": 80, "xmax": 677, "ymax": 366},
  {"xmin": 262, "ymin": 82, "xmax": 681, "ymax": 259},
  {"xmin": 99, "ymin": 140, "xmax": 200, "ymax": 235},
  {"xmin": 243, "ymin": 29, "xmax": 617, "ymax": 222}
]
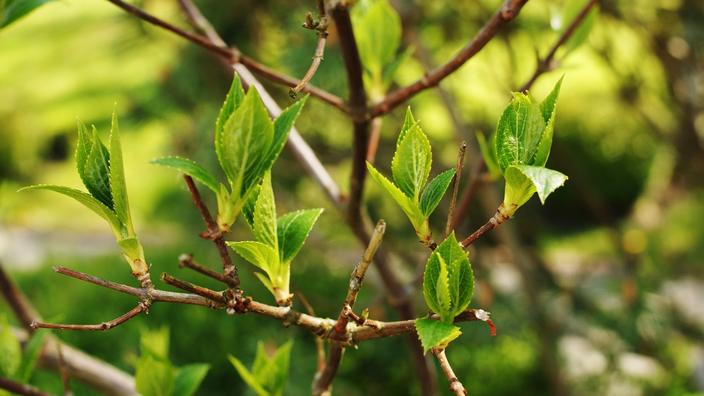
[
  {"xmin": 0, "ymin": 377, "xmax": 50, "ymax": 396},
  {"xmin": 178, "ymin": 253, "xmax": 238, "ymax": 288},
  {"xmin": 31, "ymin": 303, "xmax": 148, "ymax": 332},
  {"xmin": 369, "ymin": 0, "xmax": 530, "ymax": 117},
  {"xmin": 365, "ymin": 117, "xmax": 384, "ymax": 163},
  {"xmin": 445, "ymin": 142, "xmax": 467, "ymax": 237},
  {"xmin": 291, "ymin": 0, "xmax": 328, "ymax": 96},
  {"xmin": 518, "ymin": 0, "xmax": 598, "ymax": 92},
  {"xmin": 460, "ymin": 204, "xmax": 511, "ymax": 248},
  {"xmin": 0, "ymin": 262, "xmax": 40, "ymax": 332},
  {"xmin": 183, "ymin": 175, "xmax": 240, "ymax": 297},
  {"xmin": 432, "ymin": 348, "xmax": 467, "ymax": 396},
  {"xmin": 296, "ymin": 292, "xmax": 327, "ymax": 371},
  {"xmin": 450, "ymin": 159, "xmax": 486, "ymax": 232},
  {"xmin": 313, "ymin": 221, "xmax": 386, "ymax": 395}
]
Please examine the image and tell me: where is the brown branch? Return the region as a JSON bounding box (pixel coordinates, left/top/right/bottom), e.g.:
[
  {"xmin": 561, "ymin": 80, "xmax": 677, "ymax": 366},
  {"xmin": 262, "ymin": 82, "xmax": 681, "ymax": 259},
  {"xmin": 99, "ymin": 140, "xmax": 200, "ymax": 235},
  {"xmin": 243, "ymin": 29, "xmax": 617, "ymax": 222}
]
[
  {"xmin": 444, "ymin": 142, "xmax": 467, "ymax": 237},
  {"xmin": 313, "ymin": 220, "xmax": 386, "ymax": 395},
  {"xmin": 432, "ymin": 348, "xmax": 467, "ymax": 396},
  {"xmin": 0, "ymin": 262, "xmax": 40, "ymax": 332},
  {"xmin": 460, "ymin": 204, "xmax": 511, "ymax": 248},
  {"xmin": 365, "ymin": 117, "xmax": 384, "ymax": 163},
  {"xmin": 369, "ymin": 0, "xmax": 530, "ymax": 118},
  {"xmin": 518, "ymin": 0, "xmax": 598, "ymax": 92},
  {"xmin": 291, "ymin": 1, "xmax": 328, "ymax": 97},
  {"xmin": 106, "ymin": 0, "xmax": 347, "ymax": 113},
  {"xmin": 450, "ymin": 159, "xmax": 486, "ymax": 232},
  {"xmin": 31, "ymin": 303, "xmax": 148, "ymax": 332},
  {"xmin": 183, "ymin": 175, "xmax": 240, "ymax": 297},
  {"xmin": 0, "ymin": 377, "xmax": 50, "ymax": 396},
  {"xmin": 178, "ymin": 253, "xmax": 238, "ymax": 288}
]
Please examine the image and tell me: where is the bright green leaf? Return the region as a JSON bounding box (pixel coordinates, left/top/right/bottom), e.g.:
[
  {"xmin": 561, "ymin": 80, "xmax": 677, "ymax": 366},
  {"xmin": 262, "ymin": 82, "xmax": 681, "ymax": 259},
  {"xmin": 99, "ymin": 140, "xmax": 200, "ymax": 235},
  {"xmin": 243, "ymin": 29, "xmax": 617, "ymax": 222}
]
[
  {"xmin": 173, "ymin": 363, "xmax": 209, "ymax": 396},
  {"xmin": 109, "ymin": 111, "xmax": 134, "ymax": 236},
  {"xmin": 391, "ymin": 124, "xmax": 432, "ymax": 199},
  {"xmin": 435, "ymin": 256, "xmax": 452, "ymax": 315},
  {"xmin": 18, "ymin": 185, "xmax": 121, "ymax": 237},
  {"xmin": 216, "ymin": 74, "xmax": 246, "ymax": 137},
  {"xmin": 419, "ymin": 168, "xmax": 455, "ymax": 217},
  {"xmin": 228, "ymin": 241, "xmax": 277, "ymax": 275},
  {"xmin": 254, "ymin": 95, "xmax": 308, "ymax": 179},
  {"xmin": 423, "ymin": 234, "xmax": 474, "ymax": 321},
  {"xmin": 81, "ymin": 126, "xmax": 113, "ymax": 210},
  {"xmin": 352, "ymin": 0, "xmax": 402, "ymax": 83},
  {"xmin": 0, "ymin": 314, "xmax": 21, "ymax": 377},
  {"xmin": 276, "ymin": 208, "xmax": 323, "ymax": 264},
  {"xmin": 415, "ymin": 318, "xmax": 462, "ymax": 354},
  {"xmin": 505, "ymin": 165, "xmax": 568, "ymax": 205},
  {"xmin": 135, "ymin": 355, "xmax": 174, "ymax": 396},
  {"xmin": 253, "ymin": 173, "xmax": 278, "ymax": 250},
  {"xmin": 399, "ymin": 107, "xmax": 416, "ymax": 143},
  {"xmin": 140, "ymin": 326, "xmax": 170, "ymax": 361},
  {"xmin": 228, "ymin": 355, "xmax": 269, "ymax": 396},
  {"xmin": 531, "ymin": 77, "xmax": 563, "ymax": 167},
  {"xmin": 495, "ymin": 93, "xmax": 545, "ymax": 172},
  {"xmin": 367, "ymin": 163, "xmax": 426, "ymax": 234},
  {"xmin": 151, "ymin": 156, "xmax": 220, "ymax": 194},
  {"xmin": 117, "ymin": 237, "xmax": 146, "ymax": 271}
]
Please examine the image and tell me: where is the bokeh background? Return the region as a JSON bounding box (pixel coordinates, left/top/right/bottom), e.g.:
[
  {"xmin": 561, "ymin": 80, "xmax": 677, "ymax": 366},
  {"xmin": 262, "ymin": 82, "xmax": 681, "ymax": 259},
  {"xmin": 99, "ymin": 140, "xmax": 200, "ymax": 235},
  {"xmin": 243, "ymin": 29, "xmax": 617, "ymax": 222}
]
[{"xmin": 1, "ymin": 0, "xmax": 703, "ymax": 395}]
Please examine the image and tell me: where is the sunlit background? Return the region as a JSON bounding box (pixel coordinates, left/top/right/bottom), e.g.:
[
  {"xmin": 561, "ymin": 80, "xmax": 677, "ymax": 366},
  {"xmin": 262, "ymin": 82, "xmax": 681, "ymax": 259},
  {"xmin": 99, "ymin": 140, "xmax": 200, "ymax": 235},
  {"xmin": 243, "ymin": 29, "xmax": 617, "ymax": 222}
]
[{"xmin": 1, "ymin": 0, "xmax": 703, "ymax": 394}]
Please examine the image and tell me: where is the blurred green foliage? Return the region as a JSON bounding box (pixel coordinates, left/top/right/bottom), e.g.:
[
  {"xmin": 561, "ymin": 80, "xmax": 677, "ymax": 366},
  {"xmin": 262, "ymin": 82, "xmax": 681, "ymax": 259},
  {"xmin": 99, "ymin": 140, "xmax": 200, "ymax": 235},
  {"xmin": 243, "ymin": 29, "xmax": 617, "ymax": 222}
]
[{"xmin": 1, "ymin": 0, "xmax": 703, "ymax": 395}]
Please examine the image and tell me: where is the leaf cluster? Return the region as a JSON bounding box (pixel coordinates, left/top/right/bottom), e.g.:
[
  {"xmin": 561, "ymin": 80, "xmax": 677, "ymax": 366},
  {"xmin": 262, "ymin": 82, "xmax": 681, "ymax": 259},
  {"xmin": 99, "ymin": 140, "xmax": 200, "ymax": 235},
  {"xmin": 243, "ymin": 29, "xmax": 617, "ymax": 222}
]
[
  {"xmin": 478, "ymin": 78, "xmax": 568, "ymax": 217},
  {"xmin": 367, "ymin": 108, "xmax": 455, "ymax": 245},
  {"xmin": 229, "ymin": 341, "xmax": 292, "ymax": 396},
  {"xmin": 0, "ymin": 314, "xmax": 46, "ymax": 391}
]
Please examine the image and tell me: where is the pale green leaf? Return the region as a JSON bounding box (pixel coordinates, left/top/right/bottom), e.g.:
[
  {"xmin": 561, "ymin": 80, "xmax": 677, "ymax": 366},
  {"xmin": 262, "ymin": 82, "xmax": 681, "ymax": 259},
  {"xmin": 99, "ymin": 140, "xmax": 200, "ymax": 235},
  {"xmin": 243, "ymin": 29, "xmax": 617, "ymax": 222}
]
[
  {"xmin": 228, "ymin": 241, "xmax": 277, "ymax": 275},
  {"xmin": 135, "ymin": 355, "xmax": 174, "ymax": 396},
  {"xmin": 109, "ymin": 111, "xmax": 134, "ymax": 236},
  {"xmin": 0, "ymin": 314, "xmax": 21, "ymax": 377},
  {"xmin": 215, "ymin": 74, "xmax": 245, "ymax": 137},
  {"xmin": 173, "ymin": 363, "xmax": 209, "ymax": 396},
  {"xmin": 18, "ymin": 185, "xmax": 121, "ymax": 237},
  {"xmin": 216, "ymin": 87, "xmax": 274, "ymax": 197},
  {"xmin": 391, "ymin": 124, "xmax": 432, "ymax": 199},
  {"xmin": 117, "ymin": 237, "xmax": 145, "ymax": 267},
  {"xmin": 352, "ymin": 0, "xmax": 402, "ymax": 82},
  {"xmin": 505, "ymin": 165, "xmax": 568, "ymax": 205},
  {"xmin": 151, "ymin": 156, "xmax": 219, "ymax": 194},
  {"xmin": 367, "ymin": 162, "xmax": 425, "ymax": 233},
  {"xmin": 399, "ymin": 107, "xmax": 416, "ymax": 143},
  {"xmin": 254, "ymin": 272, "xmax": 275, "ymax": 295},
  {"xmin": 531, "ymin": 77, "xmax": 563, "ymax": 167},
  {"xmin": 495, "ymin": 93, "xmax": 545, "ymax": 172},
  {"xmin": 0, "ymin": 0, "xmax": 52, "ymax": 29},
  {"xmin": 477, "ymin": 132, "xmax": 501, "ymax": 178},
  {"xmin": 140, "ymin": 326, "xmax": 170, "ymax": 360},
  {"xmin": 419, "ymin": 168, "xmax": 455, "ymax": 217},
  {"xmin": 253, "ymin": 173, "xmax": 278, "ymax": 250},
  {"xmin": 276, "ymin": 208, "xmax": 323, "ymax": 264},
  {"xmin": 415, "ymin": 318, "xmax": 462, "ymax": 354},
  {"xmin": 435, "ymin": 256, "xmax": 451, "ymax": 315},
  {"xmin": 16, "ymin": 329, "xmax": 46, "ymax": 382},
  {"xmin": 251, "ymin": 340, "xmax": 292, "ymax": 396},
  {"xmin": 228, "ymin": 355, "xmax": 269, "ymax": 396}
]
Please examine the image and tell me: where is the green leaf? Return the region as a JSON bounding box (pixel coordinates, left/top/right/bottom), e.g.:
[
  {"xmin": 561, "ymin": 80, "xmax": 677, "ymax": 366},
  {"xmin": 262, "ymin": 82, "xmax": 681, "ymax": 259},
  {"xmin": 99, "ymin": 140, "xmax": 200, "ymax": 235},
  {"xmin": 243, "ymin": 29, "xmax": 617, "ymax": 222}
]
[
  {"xmin": 366, "ymin": 163, "xmax": 426, "ymax": 234},
  {"xmin": 0, "ymin": 314, "xmax": 21, "ymax": 377},
  {"xmin": 352, "ymin": 0, "xmax": 402, "ymax": 83},
  {"xmin": 391, "ymin": 124, "xmax": 432, "ymax": 199},
  {"xmin": 135, "ymin": 355, "xmax": 174, "ymax": 396},
  {"xmin": 259, "ymin": 340, "xmax": 292, "ymax": 396},
  {"xmin": 423, "ymin": 234, "xmax": 474, "ymax": 321},
  {"xmin": 399, "ymin": 107, "xmax": 416, "ymax": 143},
  {"xmin": 228, "ymin": 355, "xmax": 269, "ymax": 396},
  {"xmin": 117, "ymin": 237, "xmax": 146, "ymax": 270},
  {"xmin": 16, "ymin": 329, "xmax": 46, "ymax": 382},
  {"xmin": 494, "ymin": 93, "xmax": 545, "ymax": 172},
  {"xmin": 505, "ymin": 165, "xmax": 568, "ymax": 205},
  {"xmin": 253, "ymin": 173, "xmax": 278, "ymax": 250},
  {"xmin": 477, "ymin": 132, "xmax": 501, "ymax": 178},
  {"xmin": 80, "ymin": 126, "xmax": 113, "ymax": 210},
  {"xmin": 414, "ymin": 318, "xmax": 462, "ymax": 354},
  {"xmin": 18, "ymin": 185, "xmax": 121, "ymax": 237},
  {"xmin": 140, "ymin": 326, "xmax": 170, "ymax": 361},
  {"xmin": 419, "ymin": 168, "xmax": 455, "ymax": 217},
  {"xmin": 215, "ymin": 86, "xmax": 274, "ymax": 198},
  {"xmin": 173, "ymin": 364, "xmax": 209, "ymax": 396},
  {"xmin": 531, "ymin": 77, "xmax": 563, "ymax": 167},
  {"xmin": 242, "ymin": 182, "xmax": 261, "ymax": 229},
  {"xmin": 254, "ymin": 95, "xmax": 308, "ymax": 179},
  {"xmin": 151, "ymin": 156, "xmax": 219, "ymax": 194},
  {"xmin": 228, "ymin": 241, "xmax": 277, "ymax": 275},
  {"xmin": 0, "ymin": 0, "xmax": 52, "ymax": 29},
  {"xmin": 216, "ymin": 74, "xmax": 246, "ymax": 137},
  {"xmin": 109, "ymin": 111, "xmax": 134, "ymax": 236},
  {"xmin": 276, "ymin": 208, "xmax": 323, "ymax": 264}
]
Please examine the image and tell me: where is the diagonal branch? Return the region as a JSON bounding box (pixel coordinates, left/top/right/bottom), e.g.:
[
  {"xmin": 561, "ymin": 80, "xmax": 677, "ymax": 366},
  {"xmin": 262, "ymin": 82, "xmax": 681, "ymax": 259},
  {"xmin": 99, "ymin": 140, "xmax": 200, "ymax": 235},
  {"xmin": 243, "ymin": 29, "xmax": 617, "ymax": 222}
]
[
  {"xmin": 31, "ymin": 303, "xmax": 148, "ymax": 332},
  {"xmin": 0, "ymin": 262, "xmax": 40, "ymax": 332},
  {"xmin": 291, "ymin": 0, "xmax": 329, "ymax": 97},
  {"xmin": 369, "ymin": 0, "xmax": 530, "ymax": 118},
  {"xmin": 432, "ymin": 348, "xmax": 467, "ymax": 396},
  {"xmin": 0, "ymin": 377, "xmax": 50, "ymax": 396},
  {"xmin": 518, "ymin": 0, "xmax": 598, "ymax": 92},
  {"xmin": 178, "ymin": 253, "xmax": 238, "ymax": 288}
]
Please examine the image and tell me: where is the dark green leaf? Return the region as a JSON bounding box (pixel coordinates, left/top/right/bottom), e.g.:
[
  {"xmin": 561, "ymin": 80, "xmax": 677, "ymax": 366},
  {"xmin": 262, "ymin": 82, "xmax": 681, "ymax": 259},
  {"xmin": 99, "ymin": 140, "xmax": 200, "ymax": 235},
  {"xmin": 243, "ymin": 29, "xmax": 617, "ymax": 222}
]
[
  {"xmin": 151, "ymin": 156, "xmax": 219, "ymax": 194},
  {"xmin": 18, "ymin": 185, "xmax": 121, "ymax": 237},
  {"xmin": 173, "ymin": 364, "xmax": 209, "ymax": 396},
  {"xmin": 0, "ymin": 0, "xmax": 52, "ymax": 29},
  {"xmin": 419, "ymin": 168, "xmax": 455, "ymax": 217},
  {"xmin": 415, "ymin": 318, "xmax": 462, "ymax": 354},
  {"xmin": 81, "ymin": 126, "xmax": 113, "ymax": 210},
  {"xmin": 276, "ymin": 208, "xmax": 323, "ymax": 264}
]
